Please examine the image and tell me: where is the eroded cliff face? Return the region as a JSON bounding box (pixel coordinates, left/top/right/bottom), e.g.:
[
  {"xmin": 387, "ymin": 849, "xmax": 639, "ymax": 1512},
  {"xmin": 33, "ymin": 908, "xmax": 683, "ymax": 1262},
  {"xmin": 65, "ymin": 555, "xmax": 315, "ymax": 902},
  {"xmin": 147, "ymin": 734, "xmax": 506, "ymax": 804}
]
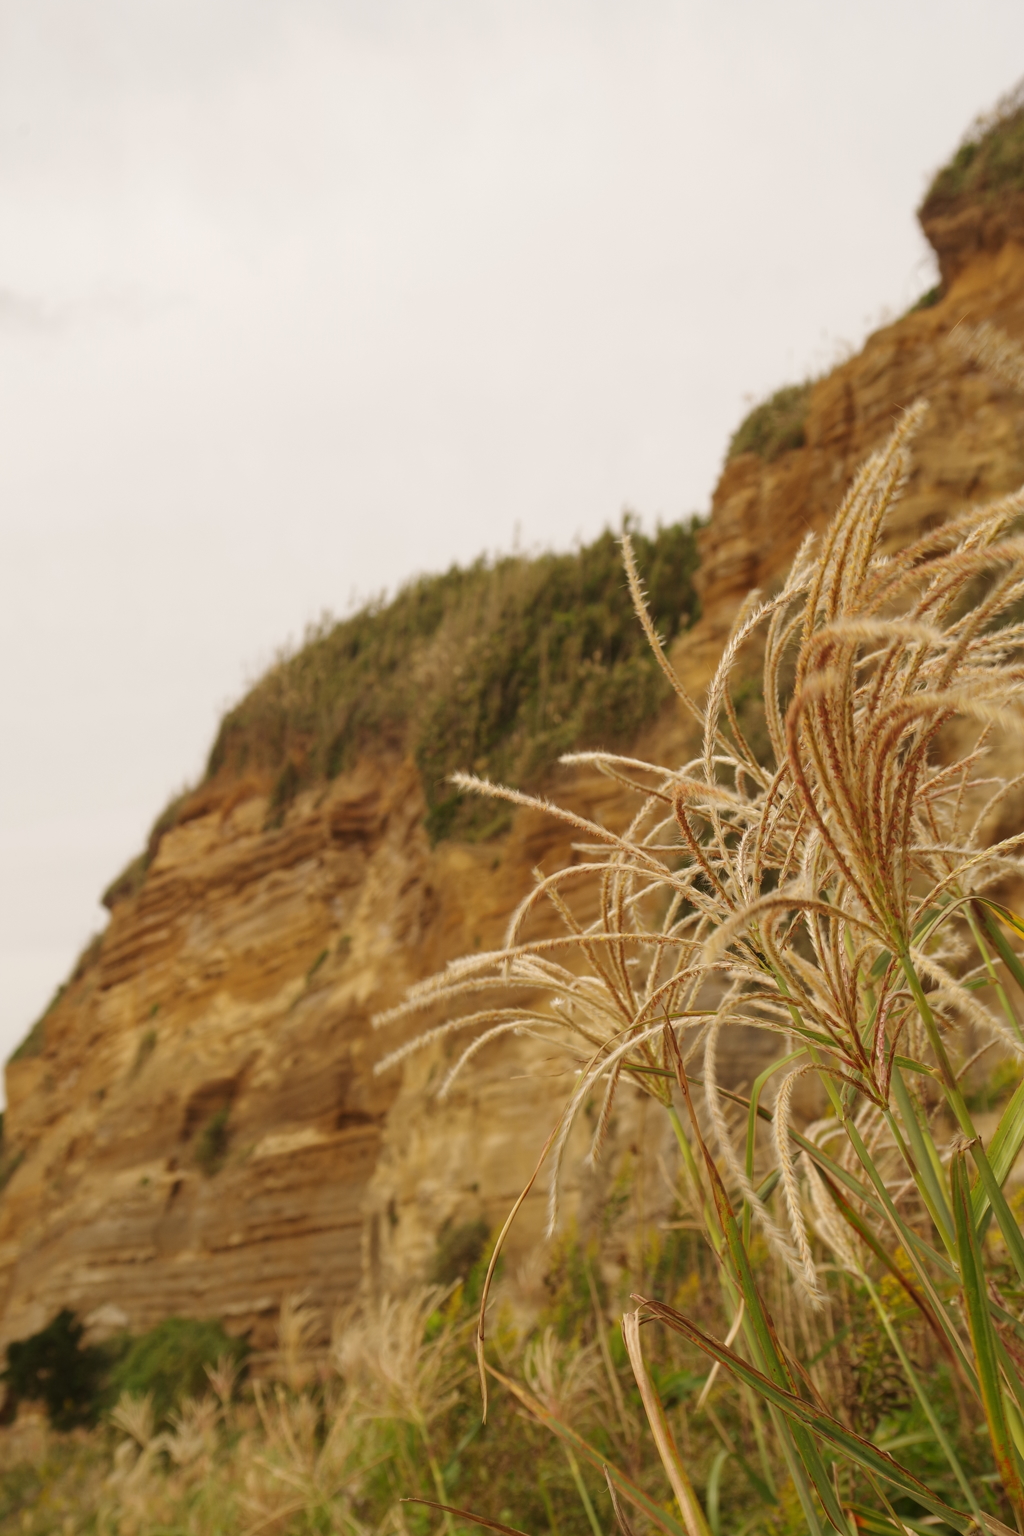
[{"xmin": 3, "ymin": 230, "xmax": 1024, "ymax": 1350}]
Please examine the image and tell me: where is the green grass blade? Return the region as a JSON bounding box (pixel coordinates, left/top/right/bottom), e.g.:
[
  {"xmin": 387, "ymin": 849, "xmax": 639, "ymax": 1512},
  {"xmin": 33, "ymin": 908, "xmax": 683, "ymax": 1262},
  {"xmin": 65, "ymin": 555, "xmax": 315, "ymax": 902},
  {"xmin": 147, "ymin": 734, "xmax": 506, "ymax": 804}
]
[
  {"xmin": 712, "ymin": 1072, "xmax": 961, "ymax": 1289},
  {"xmin": 977, "ymin": 900, "xmax": 1024, "ymax": 1005},
  {"xmin": 969, "ymin": 1136, "xmax": 1024, "ymax": 1290},
  {"xmin": 893, "ymin": 956, "xmax": 1024, "ymax": 1296},
  {"xmin": 889, "ymin": 1069, "xmax": 954, "ymax": 1249},
  {"xmin": 963, "ymin": 901, "xmax": 1024, "ymax": 1046},
  {"xmin": 974, "ymin": 1073, "xmax": 1024, "ymax": 1226},
  {"xmin": 705, "ymin": 1450, "xmax": 729, "ymax": 1536},
  {"xmin": 951, "ymin": 1151, "xmax": 1024, "ymax": 1528},
  {"xmin": 635, "ymin": 1296, "xmax": 972, "ymax": 1533}
]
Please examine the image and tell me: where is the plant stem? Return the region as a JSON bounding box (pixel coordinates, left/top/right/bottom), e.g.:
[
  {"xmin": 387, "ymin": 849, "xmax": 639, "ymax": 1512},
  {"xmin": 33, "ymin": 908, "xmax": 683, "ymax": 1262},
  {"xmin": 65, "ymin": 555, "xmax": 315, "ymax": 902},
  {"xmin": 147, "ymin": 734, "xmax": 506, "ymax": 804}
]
[{"xmin": 564, "ymin": 1445, "xmax": 604, "ymax": 1536}]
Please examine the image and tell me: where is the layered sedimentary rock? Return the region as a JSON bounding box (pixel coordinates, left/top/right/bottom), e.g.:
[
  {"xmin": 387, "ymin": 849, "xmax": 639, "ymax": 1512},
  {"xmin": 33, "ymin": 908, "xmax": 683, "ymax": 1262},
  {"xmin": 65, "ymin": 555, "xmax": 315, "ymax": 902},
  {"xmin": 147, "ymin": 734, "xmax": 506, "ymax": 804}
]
[{"xmin": 2, "ymin": 219, "xmax": 1024, "ymax": 1350}]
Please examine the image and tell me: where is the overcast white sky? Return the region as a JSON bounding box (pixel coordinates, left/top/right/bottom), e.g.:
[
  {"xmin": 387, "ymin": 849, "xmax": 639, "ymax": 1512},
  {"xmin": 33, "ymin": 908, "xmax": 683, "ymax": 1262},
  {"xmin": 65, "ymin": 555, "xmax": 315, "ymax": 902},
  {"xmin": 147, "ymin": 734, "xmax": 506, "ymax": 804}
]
[{"xmin": 1, "ymin": 1, "xmax": 1022, "ymax": 1083}]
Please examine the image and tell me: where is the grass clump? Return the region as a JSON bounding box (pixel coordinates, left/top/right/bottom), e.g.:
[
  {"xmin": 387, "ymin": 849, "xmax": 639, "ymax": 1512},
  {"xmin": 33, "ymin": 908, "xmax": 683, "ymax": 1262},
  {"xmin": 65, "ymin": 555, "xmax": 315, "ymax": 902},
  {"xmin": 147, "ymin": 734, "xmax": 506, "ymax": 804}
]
[
  {"xmin": 1, "ymin": 1313, "xmax": 247, "ymax": 1435},
  {"xmin": 726, "ymin": 380, "xmax": 811, "ymax": 464},
  {"xmin": 193, "ymin": 1107, "xmax": 230, "ymax": 1177},
  {"xmin": 1, "ymin": 1310, "xmax": 108, "ymax": 1431},
  {"xmin": 205, "ymin": 518, "xmax": 701, "ymax": 842},
  {"xmin": 106, "ymin": 1317, "xmax": 247, "ymax": 1426},
  {"xmin": 921, "ymin": 76, "xmax": 1024, "ymax": 213}
]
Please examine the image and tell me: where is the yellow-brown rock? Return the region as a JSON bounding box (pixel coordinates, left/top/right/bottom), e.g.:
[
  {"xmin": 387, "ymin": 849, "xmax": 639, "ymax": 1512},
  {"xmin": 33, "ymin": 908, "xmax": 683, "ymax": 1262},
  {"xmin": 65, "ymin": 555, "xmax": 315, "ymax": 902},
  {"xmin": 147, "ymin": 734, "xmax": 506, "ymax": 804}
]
[{"xmin": 3, "ymin": 234, "xmax": 1024, "ymax": 1351}]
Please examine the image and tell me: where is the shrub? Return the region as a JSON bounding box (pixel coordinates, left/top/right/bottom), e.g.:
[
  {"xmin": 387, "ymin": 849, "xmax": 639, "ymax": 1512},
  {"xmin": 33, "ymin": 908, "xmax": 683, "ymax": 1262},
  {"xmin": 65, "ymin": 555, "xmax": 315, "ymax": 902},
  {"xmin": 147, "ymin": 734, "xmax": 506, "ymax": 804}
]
[
  {"xmin": 3, "ymin": 1310, "xmax": 108, "ymax": 1430},
  {"xmin": 107, "ymin": 1318, "xmax": 246, "ymax": 1425},
  {"xmin": 726, "ymin": 380, "xmax": 811, "ymax": 463},
  {"xmin": 921, "ymin": 77, "xmax": 1024, "ymax": 212},
  {"xmin": 204, "ymin": 517, "xmax": 701, "ymax": 842}
]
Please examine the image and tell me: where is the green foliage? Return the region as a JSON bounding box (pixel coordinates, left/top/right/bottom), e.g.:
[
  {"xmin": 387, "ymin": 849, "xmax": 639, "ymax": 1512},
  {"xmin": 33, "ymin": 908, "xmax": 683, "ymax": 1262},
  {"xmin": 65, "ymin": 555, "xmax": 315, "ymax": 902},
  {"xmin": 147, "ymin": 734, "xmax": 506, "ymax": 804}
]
[
  {"xmin": 194, "ymin": 1107, "xmax": 230, "ymax": 1177},
  {"xmin": 1, "ymin": 1312, "xmax": 248, "ymax": 1443},
  {"xmin": 537, "ymin": 1229, "xmax": 600, "ymax": 1342},
  {"xmin": 107, "ymin": 1317, "xmax": 247, "ymax": 1425},
  {"xmin": 205, "ymin": 518, "xmax": 701, "ymax": 841},
  {"xmin": 726, "ymin": 381, "xmax": 811, "ymax": 464},
  {"xmin": 908, "ymin": 283, "xmax": 943, "ymax": 313},
  {"xmin": 265, "ymin": 757, "xmax": 301, "ymax": 830},
  {"xmin": 431, "ymin": 1219, "xmax": 490, "ymax": 1290},
  {"xmin": 2, "ymin": 1310, "xmax": 108, "ymax": 1430},
  {"xmin": 921, "ymin": 84, "xmax": 1024, "ymax": 212}
]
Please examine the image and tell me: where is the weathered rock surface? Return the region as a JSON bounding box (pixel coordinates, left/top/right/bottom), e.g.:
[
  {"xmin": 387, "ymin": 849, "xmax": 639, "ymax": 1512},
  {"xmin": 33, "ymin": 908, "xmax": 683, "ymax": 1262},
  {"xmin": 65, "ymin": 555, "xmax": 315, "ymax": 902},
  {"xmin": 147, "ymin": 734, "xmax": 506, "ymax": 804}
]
[{"xmin": 3, "ymin": 229, "xmax": 1024, "ymax": 1349}]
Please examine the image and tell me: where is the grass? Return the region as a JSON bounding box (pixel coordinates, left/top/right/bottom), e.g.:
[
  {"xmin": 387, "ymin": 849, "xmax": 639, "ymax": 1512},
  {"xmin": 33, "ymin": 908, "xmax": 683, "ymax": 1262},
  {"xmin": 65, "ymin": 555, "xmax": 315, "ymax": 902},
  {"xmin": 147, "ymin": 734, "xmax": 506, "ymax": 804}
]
[
  {"xmin": 1, "ymin": 1313, "xmax": 247, "ymax": 1435},
  {"xmin": 204, "ymin": 517, "xmax": 701, "ymax": 842},
  {"xmin": 920, "ymin": 77, "xmax": 1024, "ymax": 215},
  {"xmin": 106, "ymin": 1317, "xmax": 247, "ymax": 1425},
  {"xmin": 375, "ymin": 327, "xmax": 1024, "ymax": 1534},
  {"xmin": 907, "ymin": 283, "xmax": 942, "ymax": 314},
  {"xmin": 0, "ymin": 1231, "xmax": 997, "ymax": 1536},
  {"xmin": 193, "ymin": 1107, "xmax": 230, "ymax": 1177},
  {"xmin": 726, "ymin": 381, "xmax": 812, "ymax": 465}
]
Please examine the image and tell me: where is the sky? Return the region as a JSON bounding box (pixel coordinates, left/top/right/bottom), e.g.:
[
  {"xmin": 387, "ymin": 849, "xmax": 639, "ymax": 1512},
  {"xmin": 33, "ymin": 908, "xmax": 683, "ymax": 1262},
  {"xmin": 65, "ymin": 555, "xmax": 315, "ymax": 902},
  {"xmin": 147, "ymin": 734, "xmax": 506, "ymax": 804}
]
[{"xmin": 1, "ymin": 0, "xmax": 1022, "ymax": 1085}]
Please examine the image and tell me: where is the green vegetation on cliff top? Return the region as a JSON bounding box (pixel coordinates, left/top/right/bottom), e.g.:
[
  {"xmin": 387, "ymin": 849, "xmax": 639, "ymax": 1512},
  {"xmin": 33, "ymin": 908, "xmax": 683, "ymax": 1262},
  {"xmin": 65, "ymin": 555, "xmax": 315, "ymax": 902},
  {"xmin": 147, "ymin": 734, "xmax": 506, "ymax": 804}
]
[
  {"xmin": 726, "ymin": 380, "xmax": 811, "ymax": 465},
  {"xmin": 205, "ymin": 516, "xmax": 701, "ymax": 842},
  {"xmin": 921, "ymin": 78, "xmax": 1024, "ymax": 213}
]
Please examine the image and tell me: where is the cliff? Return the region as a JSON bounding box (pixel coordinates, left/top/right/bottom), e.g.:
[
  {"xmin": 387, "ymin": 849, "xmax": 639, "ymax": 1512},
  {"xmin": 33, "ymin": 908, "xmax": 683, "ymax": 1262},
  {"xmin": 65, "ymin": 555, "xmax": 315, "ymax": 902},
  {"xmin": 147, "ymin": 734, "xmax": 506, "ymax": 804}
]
[{"xmin": 3, "ymin": 111, "xmax": 1024, "ymax": 1352}]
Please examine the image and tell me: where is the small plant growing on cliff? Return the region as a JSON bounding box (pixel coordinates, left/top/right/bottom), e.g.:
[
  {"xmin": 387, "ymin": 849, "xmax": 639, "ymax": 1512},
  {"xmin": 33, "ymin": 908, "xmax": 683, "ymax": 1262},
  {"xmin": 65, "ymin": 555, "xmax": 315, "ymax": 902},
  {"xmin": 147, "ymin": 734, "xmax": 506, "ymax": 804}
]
[
  {"xmin": 378, "ymin": 331, "xmax": 1024, "ymax": 1535},
  {"xmin": 194, "ymin": 1108, "xmax": 230, "ymax": 1177}
]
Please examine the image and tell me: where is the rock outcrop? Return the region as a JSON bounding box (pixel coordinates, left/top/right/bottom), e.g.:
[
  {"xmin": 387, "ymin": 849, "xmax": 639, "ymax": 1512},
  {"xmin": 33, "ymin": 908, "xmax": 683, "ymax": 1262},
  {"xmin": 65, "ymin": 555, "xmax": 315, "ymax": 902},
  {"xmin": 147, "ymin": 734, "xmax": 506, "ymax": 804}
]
[{"xmin": 3, "ymin": 141, "xmax": 1024, "ymax": 1350}]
